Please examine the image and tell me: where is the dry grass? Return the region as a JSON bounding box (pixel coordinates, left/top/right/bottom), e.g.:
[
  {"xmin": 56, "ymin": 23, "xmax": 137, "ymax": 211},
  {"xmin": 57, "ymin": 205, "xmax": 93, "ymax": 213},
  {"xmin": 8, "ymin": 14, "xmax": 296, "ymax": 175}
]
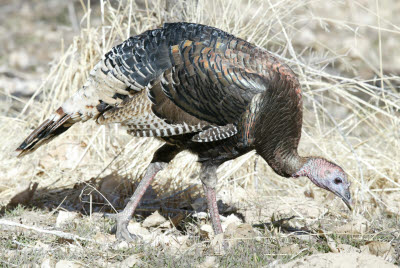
[{"xmin": 0, "ymin": 0, "xmax": 399, "ymax": 266}]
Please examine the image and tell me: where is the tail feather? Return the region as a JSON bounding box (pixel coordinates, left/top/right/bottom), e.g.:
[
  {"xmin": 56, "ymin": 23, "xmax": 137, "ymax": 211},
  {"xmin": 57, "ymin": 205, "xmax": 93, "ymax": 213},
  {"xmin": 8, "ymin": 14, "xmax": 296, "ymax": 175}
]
[
  {"xmin": 15, "ymin": 55, "xmax": 133, "ymax": 158},
  {"xmin": 16, "ymin": 107, "xmax": 73, "ymax": 157}
]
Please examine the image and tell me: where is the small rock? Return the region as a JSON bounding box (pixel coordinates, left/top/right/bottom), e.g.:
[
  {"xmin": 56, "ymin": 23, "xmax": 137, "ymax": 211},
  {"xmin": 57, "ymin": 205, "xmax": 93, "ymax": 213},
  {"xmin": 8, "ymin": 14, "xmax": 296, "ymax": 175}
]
[
  {"xmin": 127, "ymin": 222, "xmax": 150, "ymax": 237},
  {"xmin": 55, "ymin": 260, "xmax": 83, "ymax": 268},
  {"xmin": 113, "ymin": 241, "xmax": 131, "ymax": 250},
  {"xmin": 41, "ymin": 258, "xmax": 55, "ymax": 268},
  {"xmin": 221, "ymin": 214, "xmax": 242, "ymax": 232},
  {"xmin": 120, "ymin": 255, "xmax": 142, "ymax": 268},
  {"xmin": 160, "ymin": 220, "xmax": 172, "ymax": 229},
  {"xmin": 196, "ymin": 256, "xmax": 219, "ymax": 268},
  {"xmin": 366, "ymin": 241, "xmax": 396, "ymax": 263},
  {"xmin": 142, "ymin": 211, "xmax": 167, "ymax": 228},
  {"xmin": 221, "ymin": 214, "xmax": 242, "ymax": 226},
  {"xmin": 93, "ymin": 232, "xmax": 116, "ymax": 244},
  {"xmin": 150, "ymin": 234, "xmax": 189, "ymax": 251},
  {"xmin": 279, "ymin": 244, "xmax": 300, "ymax": 255},
  {"xmin": 192, "ymin": 212, "xmax": 208, "ymax": 220},
  {"xmin": 200, "ymin": 224, "xmax": 214, "ymax": 239},
  {"xmin": 56, "ymin": 211, "xmax": 79, "ymax": 228}
]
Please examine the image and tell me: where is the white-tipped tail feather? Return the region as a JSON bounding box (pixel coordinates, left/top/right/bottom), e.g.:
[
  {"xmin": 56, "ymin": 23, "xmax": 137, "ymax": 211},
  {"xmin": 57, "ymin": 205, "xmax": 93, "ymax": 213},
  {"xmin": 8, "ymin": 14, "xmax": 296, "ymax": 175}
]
[{"xmin": 16, "ymin": 107, "xmax": 73, "ymax": 157}]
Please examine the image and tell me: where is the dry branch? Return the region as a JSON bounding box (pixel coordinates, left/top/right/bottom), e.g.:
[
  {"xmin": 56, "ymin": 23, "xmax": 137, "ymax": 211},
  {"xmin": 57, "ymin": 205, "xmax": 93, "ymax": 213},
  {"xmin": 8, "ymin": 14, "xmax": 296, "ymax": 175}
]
[{"xmin": 0, "ymin": 219, "xmax": 92, "ymax": 242}]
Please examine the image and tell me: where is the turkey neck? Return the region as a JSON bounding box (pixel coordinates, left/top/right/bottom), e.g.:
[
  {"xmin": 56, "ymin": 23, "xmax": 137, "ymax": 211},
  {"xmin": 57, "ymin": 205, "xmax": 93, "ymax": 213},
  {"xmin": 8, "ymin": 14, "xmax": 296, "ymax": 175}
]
[{"xmin": 252, "ymin": 75, "xmax": 307, "ymax": 177}]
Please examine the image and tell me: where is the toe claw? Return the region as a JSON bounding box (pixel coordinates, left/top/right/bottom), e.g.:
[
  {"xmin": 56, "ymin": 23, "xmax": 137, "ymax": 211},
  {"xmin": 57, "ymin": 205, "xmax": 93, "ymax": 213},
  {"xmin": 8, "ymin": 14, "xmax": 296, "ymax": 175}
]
[
  {"xmin": 116, "ymin": 227, "xmax": 141, "ymax": 242},
  {"xmin": 111, "ymin": 213, "xmax": 142, "ymax": 242}
]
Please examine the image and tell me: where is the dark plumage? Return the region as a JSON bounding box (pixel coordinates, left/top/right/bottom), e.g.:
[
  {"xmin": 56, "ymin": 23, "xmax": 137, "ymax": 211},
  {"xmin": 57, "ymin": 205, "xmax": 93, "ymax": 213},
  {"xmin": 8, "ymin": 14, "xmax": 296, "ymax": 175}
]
[{"xmin": 16, "ymin": 22, "xmax": 352, "ymax": 241}]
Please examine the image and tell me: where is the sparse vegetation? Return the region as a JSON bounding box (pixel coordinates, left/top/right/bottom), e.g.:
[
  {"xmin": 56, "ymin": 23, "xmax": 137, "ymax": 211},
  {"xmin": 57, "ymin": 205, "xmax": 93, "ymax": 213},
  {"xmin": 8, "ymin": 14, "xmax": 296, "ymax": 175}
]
[{"xmin": 0, "ymin": 0, "xmax": 399, "ymax": 267}]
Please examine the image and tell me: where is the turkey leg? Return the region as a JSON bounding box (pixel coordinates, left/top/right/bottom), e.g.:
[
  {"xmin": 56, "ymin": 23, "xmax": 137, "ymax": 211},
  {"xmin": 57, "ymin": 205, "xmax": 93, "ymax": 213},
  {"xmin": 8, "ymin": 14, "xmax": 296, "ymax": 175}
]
[
  {"xmin": 200, "ymin": 164, "xmax": 223, "ymax": 235},
  {"xmin": 114, "ymin": 144, "xmax": 181, "ymax": 241}
]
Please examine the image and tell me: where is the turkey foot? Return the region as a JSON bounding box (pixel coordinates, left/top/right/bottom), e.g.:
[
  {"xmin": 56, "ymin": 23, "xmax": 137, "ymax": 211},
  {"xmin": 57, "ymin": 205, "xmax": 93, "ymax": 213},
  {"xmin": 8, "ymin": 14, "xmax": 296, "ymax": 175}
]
[
  {"xmin": 110, "ymin": 161, "xmax": 166, "ymax": 241},
  {"xmin": 107, "ymin": 213, "xmax": 141, "ymax": 241},
  {"xmin": 112, "ymin": 214, "xmax": 141, "ymax": 242}
]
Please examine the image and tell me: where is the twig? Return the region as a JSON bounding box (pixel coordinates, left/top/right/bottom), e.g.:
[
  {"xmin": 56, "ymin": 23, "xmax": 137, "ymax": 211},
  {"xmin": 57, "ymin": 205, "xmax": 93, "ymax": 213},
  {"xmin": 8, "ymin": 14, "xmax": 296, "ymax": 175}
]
[
  {"xmin": 0, "ymin": 219, "xmax": 92, "ymax": 242},
  {"xmin": 252, "ymin": 216, "xmax": 311, "ymax": 235}
]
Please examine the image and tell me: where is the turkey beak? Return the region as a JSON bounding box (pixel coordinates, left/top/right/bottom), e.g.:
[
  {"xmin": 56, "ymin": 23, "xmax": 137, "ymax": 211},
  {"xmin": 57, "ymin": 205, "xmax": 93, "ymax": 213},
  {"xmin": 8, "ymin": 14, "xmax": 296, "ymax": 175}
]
[
  {"xmin": 342, "ymin": 195, "xmax": 353, "ymax": 211},
  {"xmin": 338, "ymin": 187, "xmax": 353, "ymax": 211}
]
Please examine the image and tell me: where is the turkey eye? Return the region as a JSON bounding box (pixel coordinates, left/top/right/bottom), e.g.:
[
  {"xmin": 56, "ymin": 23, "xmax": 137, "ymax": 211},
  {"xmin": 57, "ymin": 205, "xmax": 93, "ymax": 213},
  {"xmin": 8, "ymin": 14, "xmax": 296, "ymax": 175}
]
[{"xmin": 334, "ymin": 178, "xmax": 342, "ymax": 184}]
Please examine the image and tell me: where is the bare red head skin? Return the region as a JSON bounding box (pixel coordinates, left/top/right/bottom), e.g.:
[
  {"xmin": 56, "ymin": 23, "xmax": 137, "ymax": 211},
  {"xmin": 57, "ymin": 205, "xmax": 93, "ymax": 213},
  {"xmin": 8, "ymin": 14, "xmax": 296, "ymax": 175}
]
[{"xmin": 293, "ymin": 158, "xmax": 353, "ymax": 210}]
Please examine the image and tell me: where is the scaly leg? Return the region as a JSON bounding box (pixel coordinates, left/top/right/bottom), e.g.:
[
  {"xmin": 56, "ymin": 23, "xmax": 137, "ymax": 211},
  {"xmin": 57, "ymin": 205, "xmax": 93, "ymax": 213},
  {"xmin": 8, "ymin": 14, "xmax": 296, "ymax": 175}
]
[
  {"xmin": 114, "ymin": 144, "xmax": 181, "ymax": 241},
  {"xmin": 200, "ymin": 164, "xmax": 223, "ymax": 235},
  {"xmin": 114, "ymin": 162, "xmax": 165, "ymax": 241},
  {"xmin": 203, "ymin": 183, "xmax": 223, "ymax": 234}
]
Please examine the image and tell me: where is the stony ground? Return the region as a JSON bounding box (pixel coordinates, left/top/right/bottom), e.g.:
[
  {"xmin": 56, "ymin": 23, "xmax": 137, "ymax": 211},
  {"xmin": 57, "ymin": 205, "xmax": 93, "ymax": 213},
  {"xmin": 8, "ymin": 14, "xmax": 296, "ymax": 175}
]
[{"xmin": 0, "ymin": 0, "xmax": 399, "ymax": 267}]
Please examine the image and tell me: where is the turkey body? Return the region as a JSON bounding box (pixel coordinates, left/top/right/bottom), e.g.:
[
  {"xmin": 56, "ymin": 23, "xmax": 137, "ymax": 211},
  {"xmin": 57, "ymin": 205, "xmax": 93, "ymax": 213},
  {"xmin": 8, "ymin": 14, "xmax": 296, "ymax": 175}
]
[
  {"xmin": 17, "ymin": 22, "xmax": 308, "ymax": 240},
  {"xmin": 18, "ymin": 22, "xmax": 302, "ymax": 170},
  {"xmin": 103, "ymin": 22, "xmax": 302, "ymax": 170}
]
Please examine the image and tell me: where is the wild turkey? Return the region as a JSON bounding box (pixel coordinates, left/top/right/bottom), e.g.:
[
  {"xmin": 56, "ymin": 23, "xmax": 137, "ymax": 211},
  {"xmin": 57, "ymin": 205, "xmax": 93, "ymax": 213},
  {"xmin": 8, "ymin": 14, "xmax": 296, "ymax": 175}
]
[{"xmin": 16, "ymin": 22, "xmax": 352, "ymax": 241}]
